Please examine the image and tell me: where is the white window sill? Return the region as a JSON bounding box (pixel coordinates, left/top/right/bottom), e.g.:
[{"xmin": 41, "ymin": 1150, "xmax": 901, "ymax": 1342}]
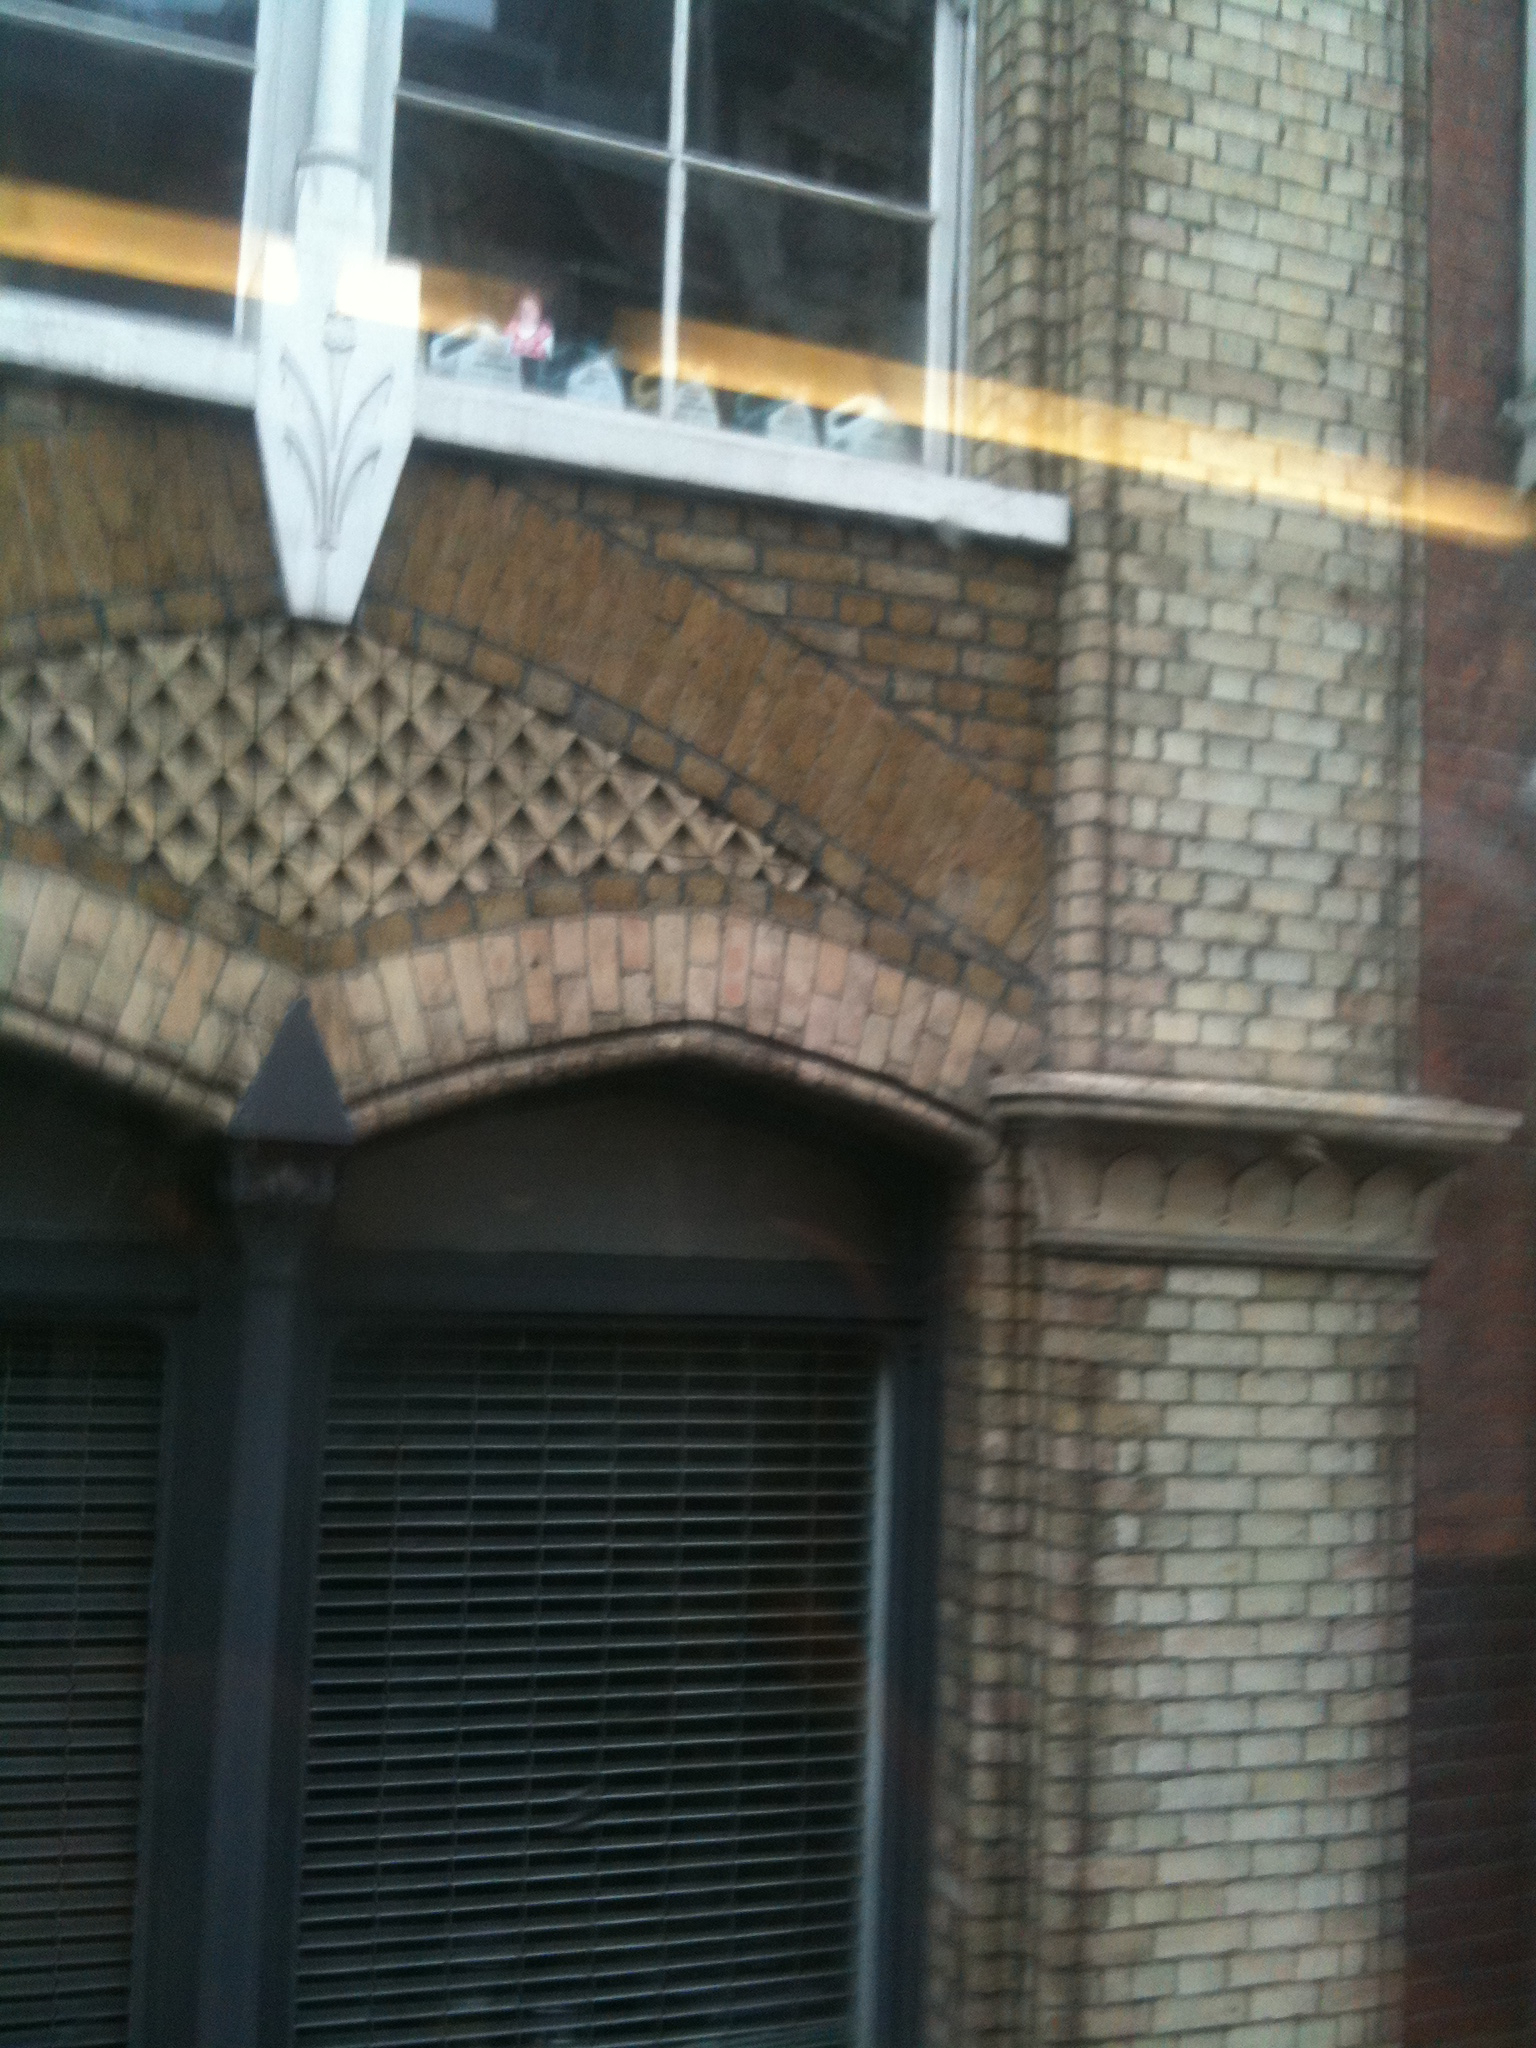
[
  {"xmin": 0, "ymin": 288, "xmax": 258, "ymax": 408},
  {"xmin": 0, "ymin": 287, "xmax": 1072, "ymax": 556},
  {"xmin": 415, "ymin": 372, "xmax": 1071, "ymax": 550}
]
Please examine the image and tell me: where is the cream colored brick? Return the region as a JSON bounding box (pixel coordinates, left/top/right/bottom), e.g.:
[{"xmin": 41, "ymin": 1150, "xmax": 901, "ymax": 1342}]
[
  {"xmin": 377, "ymin": 954, "xmax": 430, "ymax": 1064},
  {"xmin": 446, "ymin": 938, "xmax": 492, "ymax": 1043}
]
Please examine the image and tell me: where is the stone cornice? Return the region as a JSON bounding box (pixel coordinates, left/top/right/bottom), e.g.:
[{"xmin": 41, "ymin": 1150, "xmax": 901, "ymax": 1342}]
[{"xmin": 992, "ymin": 1072, "xmax": 1520, "ymax": 1270}]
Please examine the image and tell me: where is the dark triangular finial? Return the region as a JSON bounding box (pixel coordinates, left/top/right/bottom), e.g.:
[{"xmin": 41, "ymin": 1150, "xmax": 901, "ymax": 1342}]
[{"xmin": 230, "ymin": 997, "xmax": 354, "ymax": 1145}]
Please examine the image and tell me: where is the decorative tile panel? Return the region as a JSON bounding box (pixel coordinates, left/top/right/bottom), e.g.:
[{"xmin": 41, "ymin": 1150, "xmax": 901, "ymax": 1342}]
[{"xmin": 0, "ymin": 628, "xmax": 810, "ymax": 936}]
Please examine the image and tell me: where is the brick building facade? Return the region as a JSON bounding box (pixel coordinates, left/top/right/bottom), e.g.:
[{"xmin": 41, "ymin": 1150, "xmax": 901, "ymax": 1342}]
[{"xmin": 0, "ymin": 3, "xmax": 1531, "ymax": 2046}]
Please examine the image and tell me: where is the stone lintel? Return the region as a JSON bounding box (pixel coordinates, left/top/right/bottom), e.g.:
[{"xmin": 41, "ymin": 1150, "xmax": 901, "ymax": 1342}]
[{"xmin": 992, "ymin": 1071, "xmax": 1520, "ymax": 1270}]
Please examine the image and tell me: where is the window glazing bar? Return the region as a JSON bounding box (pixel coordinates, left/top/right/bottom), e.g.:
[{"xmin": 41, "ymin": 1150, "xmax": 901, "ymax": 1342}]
[
  {"xmin": 0, "ymin": 0, "xmax": 256, "ymax": 69},
  {"xmin": 659, "ymin": 0, "xmax": 692, "ymax": 414},
  {"xmin": 395, "ymin": 79, "xmax": 672, "ymax": 167},
  {"xmin": 681, "ymin": 149, "xmax": 936, "ymax": 224},
  {"xmin": 393, "ymin": 78, "xmax": 936, "ymax": 226},
  {"xmin": 1516, "ymin": 0, "xmax": 1536, "ymax": 486},
  {"xmin": 924, "ymin": 0, "xmax": 974, "ymax": 471}
]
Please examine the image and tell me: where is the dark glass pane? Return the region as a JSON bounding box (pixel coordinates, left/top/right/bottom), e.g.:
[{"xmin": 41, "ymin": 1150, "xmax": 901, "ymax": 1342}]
[
  {"xmin": 0, "ymin": 23, "xmax": 250, "ymax": 324},
  {"xmin": 689, "ymin": 0, "xmax": 937, "ymax": 203},
  {"xmin": 681, "ymin": 173, "xmax": 928, "ymax": 461},
  {"xmin": 394, "ymin": 106, "xmax": 666, "ymax": 406},
  {"xmin": 402, "ymin": 0, "xmax": 674, "ymax": 146},
  {"xmin": 35, "ymin": 0, "xmax": 255, "ymax": 45}
]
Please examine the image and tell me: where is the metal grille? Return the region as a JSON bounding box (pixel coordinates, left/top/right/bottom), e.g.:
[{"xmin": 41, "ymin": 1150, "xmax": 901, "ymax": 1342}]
[
  {"xmin": 0, "ymin": 1323, "xmax": 163, "ymax": 2048},
  {"xmin": 296, "ymin": 1324, "xmax": 882, "ymax": 2048}
]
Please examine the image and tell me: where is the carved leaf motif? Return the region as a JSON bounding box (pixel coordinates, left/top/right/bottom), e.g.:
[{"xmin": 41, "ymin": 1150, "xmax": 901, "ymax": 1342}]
[
  {"xmin": 332, "ymin": 374, "xmax": 392, "ymax": 534},
  {"xmin": 278, "ymin": 344, "xmax": 393, "ymax": 558},
  {"xmin": 1290, "ymin": 1162, "xmax": 1352, "ymax": 1234},
  {"xmin": 280, "ymin": 353, "xmax": 328, "ymax": 536},
  {"xmin": 1229, "ymin": 1158, "xmax": 1292, "ymax": 1232},
  {"xmin": 1164, "ymin": 1154, "xmax": 1228, "ymax": 1228},
  {"xmin": 1354, "ymin": 1168, "xmax": 1416, "ymax": 1242},
  {"xmin": 1099, "ymin": 1152, "xmax": 1164, "ymax": 1227}
]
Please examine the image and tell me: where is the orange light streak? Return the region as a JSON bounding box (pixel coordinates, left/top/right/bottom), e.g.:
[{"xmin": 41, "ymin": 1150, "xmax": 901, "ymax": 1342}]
[{"xmin": 4, "ymin": 176, "xmax": 1534, "ymax": 553}]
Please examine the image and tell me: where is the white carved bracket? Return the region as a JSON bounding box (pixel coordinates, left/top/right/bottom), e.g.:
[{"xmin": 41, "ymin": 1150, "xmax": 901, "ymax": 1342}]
[
  {"xmin": 255, "ymin": 208, "xmax": 418, "ymax": 625},
  {"xmin": 993, "ymin": 1072, "xmax": 1519, "ymax": 1271},
  {"xmin": 253, "ymin": 0, "xmax": 416, "ymax": 625}
]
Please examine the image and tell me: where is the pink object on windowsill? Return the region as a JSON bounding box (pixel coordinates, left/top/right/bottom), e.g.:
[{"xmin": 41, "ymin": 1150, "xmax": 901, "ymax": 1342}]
[{"xmin": 504, "ymin": 294, "xmax": 555, "ymax": 361}]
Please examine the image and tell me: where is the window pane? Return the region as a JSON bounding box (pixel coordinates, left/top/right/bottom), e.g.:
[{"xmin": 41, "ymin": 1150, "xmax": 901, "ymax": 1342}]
[
  {"xmin": 0, "ymin": 23, "xmax": 250, "ymax": 325},
  {"xmin": 30, "ymin": 0, "xmax": 255, "ymax": 46},
  {"xmin": 680, "ymin": 174, "xmax": 928, "ymax": 461},
  {"xmin": 688, "ymin": 0, "xmax": 937, "ymax": 204},
  {"xmin": 394, "ymin": 107, "xmax": 667, "ymax": 406},
  {"xmin": 402, "ymin": 0, "xmax": 675, "ymax": 147}
]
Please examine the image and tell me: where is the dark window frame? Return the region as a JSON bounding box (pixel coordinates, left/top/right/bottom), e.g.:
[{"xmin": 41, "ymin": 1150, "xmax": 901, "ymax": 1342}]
[
  {"xmin": 0, "ymin": 1257, "xmax": 197, "ymax": 2048},
  {"xmin": 0, "ymin": 1066, "xmax": 947, "ymax": 2048},
  {"xmin": 264, "ymin": 1261, "xmax": 941, "ymax": 2048}
]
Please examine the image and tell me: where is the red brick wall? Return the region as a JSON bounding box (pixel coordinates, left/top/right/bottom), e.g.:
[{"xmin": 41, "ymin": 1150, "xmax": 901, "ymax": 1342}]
[
  {"xmin": 1420, "ymin": 0, "xmax": 1536, "ymax": 1566},
  {"xmin": 1411, "ymin": 3, "xmax": 1536, "ymax": 2039},
  {"xmin": 1409, "ymin": 1561, "xmax": 1536, "ymax": 2048}
]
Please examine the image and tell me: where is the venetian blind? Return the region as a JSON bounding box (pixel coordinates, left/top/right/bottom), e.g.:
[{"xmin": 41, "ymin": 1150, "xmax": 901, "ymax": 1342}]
[
  {"xmin": 0, "ymin": 1322, "xmax": 163, "ymax": 2047},
  {"xmin": 295, "ymin": 1322, "xmax": 880, "ymax": 2048}
]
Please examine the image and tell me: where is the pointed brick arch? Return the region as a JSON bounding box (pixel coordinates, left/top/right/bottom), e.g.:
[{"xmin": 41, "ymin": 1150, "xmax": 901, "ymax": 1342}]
[{"xmin": 0, "ymin": 857, "xmax": 1040, "ymax": 1152}]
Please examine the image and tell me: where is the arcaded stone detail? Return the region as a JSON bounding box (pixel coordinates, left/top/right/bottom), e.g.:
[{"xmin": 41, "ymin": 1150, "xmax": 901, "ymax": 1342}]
[
  {"xmin": 1022, "ymin": 1132, "xmax": 1450, "ymax": 1270},
  {"xmin": 996, "ymin": 1072, "xmax": 1513, "ymax": 1271},
  {"xmin": 0, "ymin": 626, "xmax": 811, "ymax": 938}
]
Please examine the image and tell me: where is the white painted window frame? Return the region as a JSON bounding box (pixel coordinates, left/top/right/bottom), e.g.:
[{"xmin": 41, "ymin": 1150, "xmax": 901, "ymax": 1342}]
[
  {"xmin": 1514, "ymin": 0, "xmax": 1536, "ymax": 487},
  {"xmin": 0, "ymin": 0, "xmax": 1070, "ymax": 620}
]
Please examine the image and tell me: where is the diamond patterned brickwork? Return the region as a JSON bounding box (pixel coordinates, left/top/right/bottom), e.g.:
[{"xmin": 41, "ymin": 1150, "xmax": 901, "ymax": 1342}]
[
  {"xmin": 1, "ymin": 382, "xmax": 1053, "ymax": 982},
  {"xmin": 0, "ymin": 627, "xmax": 810, "ymax": 938}
]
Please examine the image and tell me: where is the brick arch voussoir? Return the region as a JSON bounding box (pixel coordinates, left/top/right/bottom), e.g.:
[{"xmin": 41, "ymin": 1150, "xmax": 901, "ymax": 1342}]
[
  {"xmin": 0, "ymin": 858, "xmax": 302, "ymax": 1129},
  {"xmin": 0, "ymin": 859, "xmax": 1039, "ymax": 1150},
  {"xmin": 309, "ymin": 906, "xmax": 1035, "ymax": 1156}
]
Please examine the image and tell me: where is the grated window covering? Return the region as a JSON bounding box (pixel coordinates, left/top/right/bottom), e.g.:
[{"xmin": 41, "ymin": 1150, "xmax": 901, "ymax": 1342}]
[
  {"xmin": 296, "ymin": 1323, "xmax": 882, "ymax": 2048},
  {"xmin": 0, "ymin": 1323, "xmax": 164, "ymax": 2048}
]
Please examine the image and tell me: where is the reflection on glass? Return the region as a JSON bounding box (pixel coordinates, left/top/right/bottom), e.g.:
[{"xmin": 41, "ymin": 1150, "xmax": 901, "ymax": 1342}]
[
  {"xmin": 393, "ymin": 108, "xmax": 666, "ymax": 408},
  {"xmin": 0, "ymin": 23, "xmax": 250, "ymax": 324},
  {"xmin": 688, "ymin": 0, "xmax": 936, "ymax": 203},
  {"xmin": 682, "ymin": 173, "xmax": 929, "ymax": 461},
  {"xmin": 402, "ymin": 0, "xmax": 674, "ymax": 145},
  {"xmin": 40, "ymin": 0, "xmax": 256, "ymax": 45}
]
